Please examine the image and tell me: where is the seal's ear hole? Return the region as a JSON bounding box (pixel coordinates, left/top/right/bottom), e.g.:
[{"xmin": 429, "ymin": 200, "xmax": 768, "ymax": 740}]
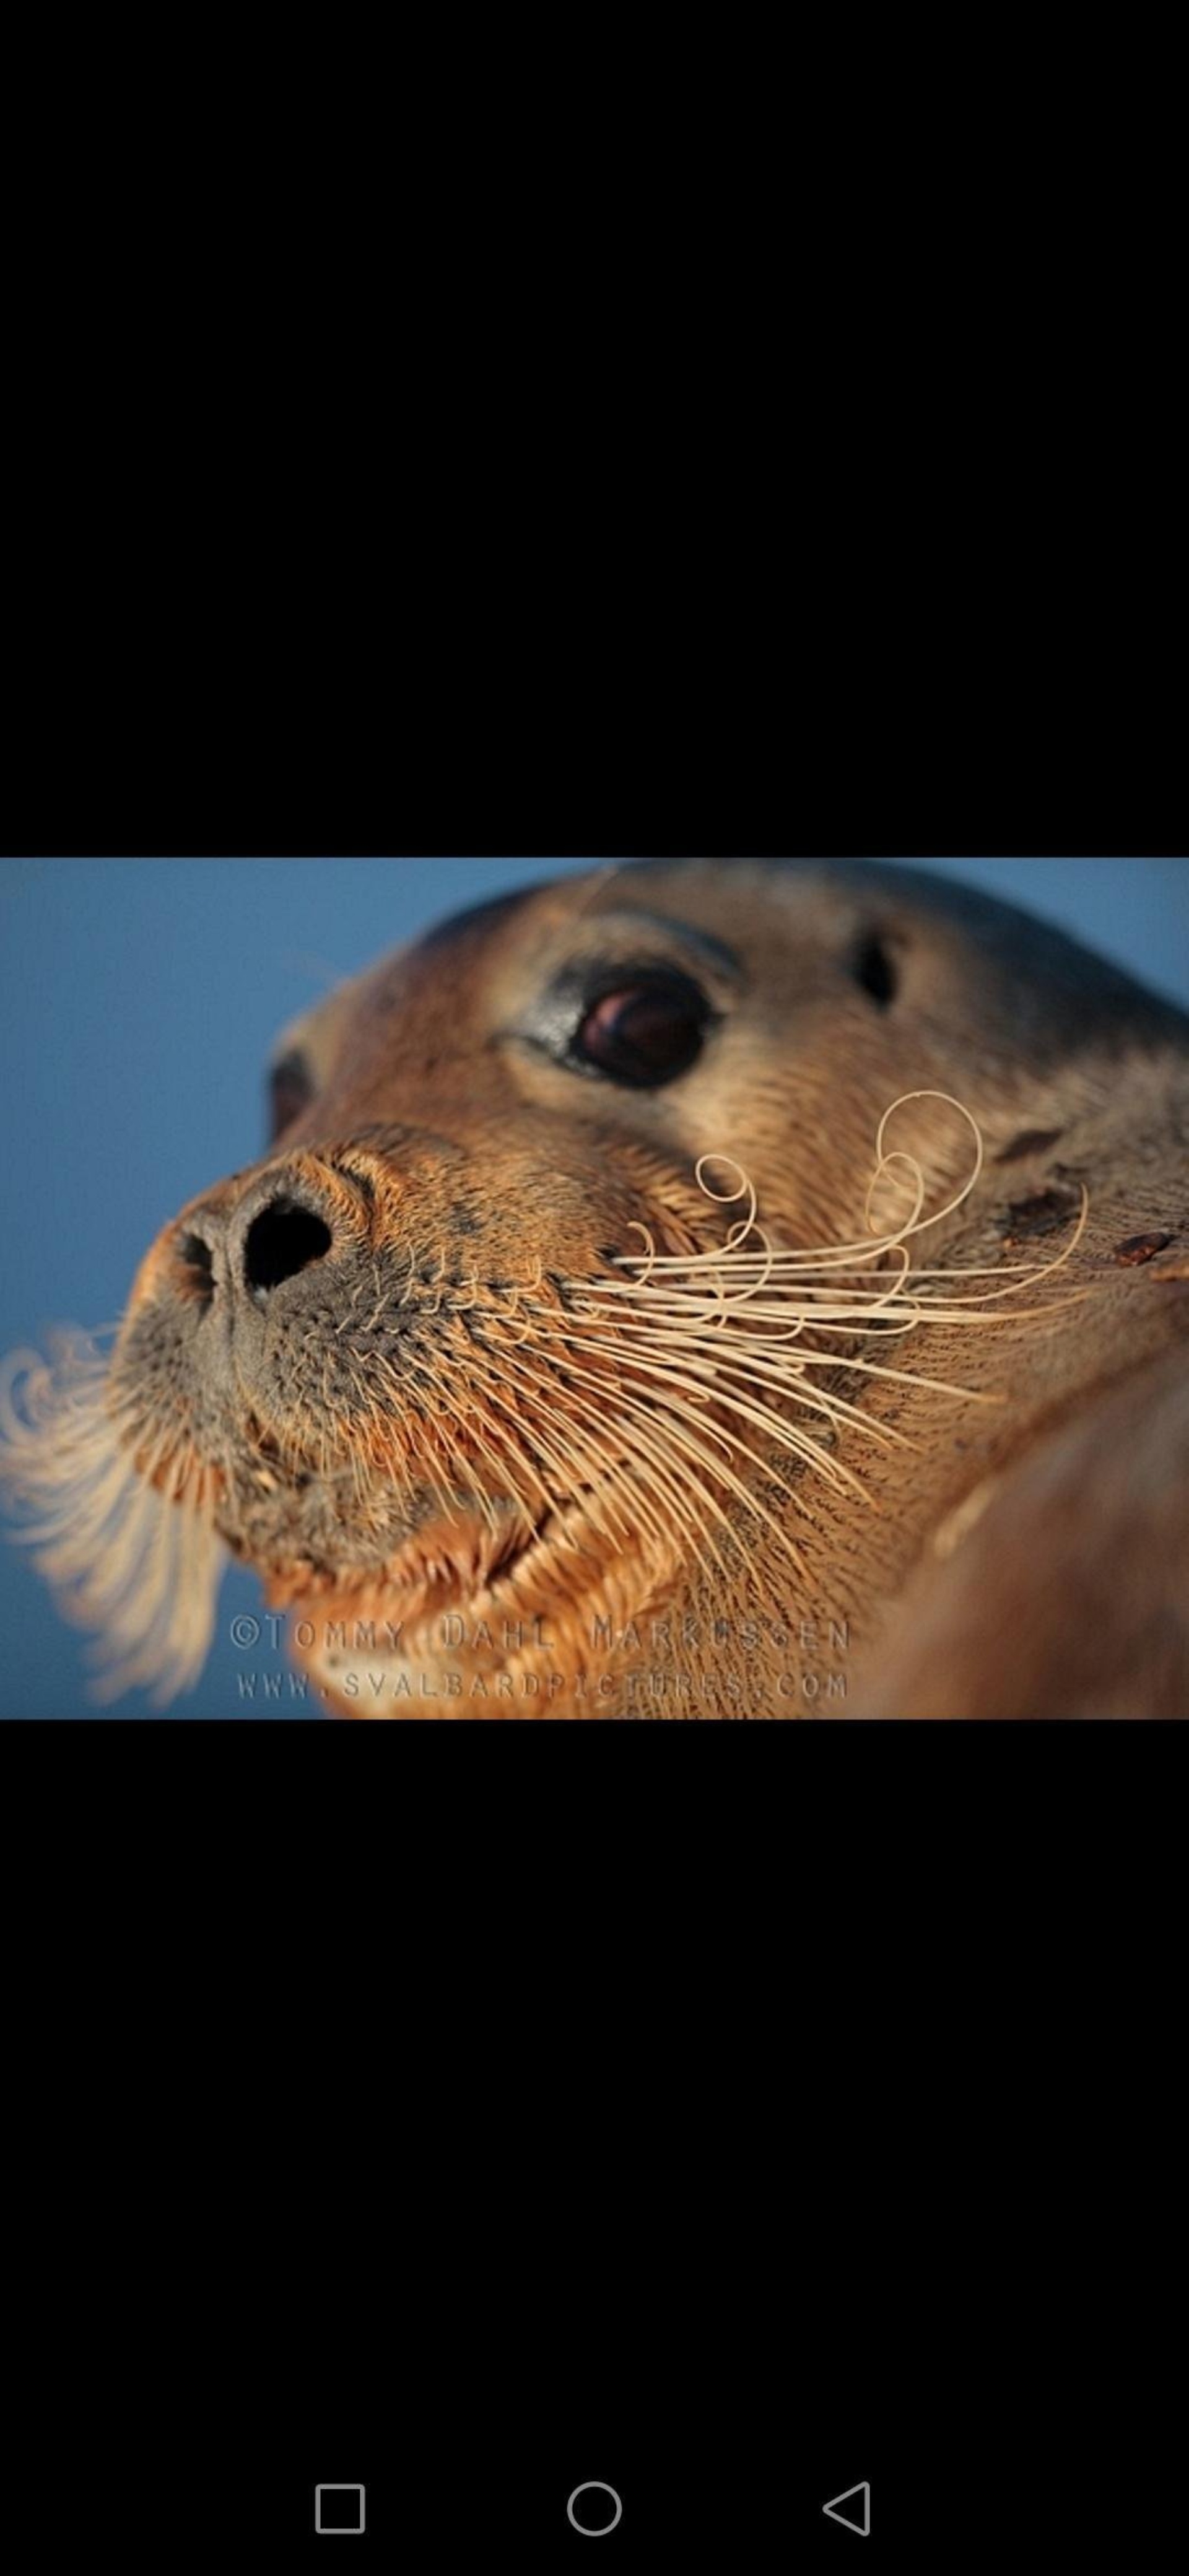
[{"xmin": 852, "ymin": 932, "xmax": 898, "ymax": 1007}]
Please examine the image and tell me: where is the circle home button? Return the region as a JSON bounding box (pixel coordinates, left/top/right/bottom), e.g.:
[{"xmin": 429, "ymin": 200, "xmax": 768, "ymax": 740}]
[{"xmin": 567, "ymin": 2482, "xmax": 624, "ymax": 2536}]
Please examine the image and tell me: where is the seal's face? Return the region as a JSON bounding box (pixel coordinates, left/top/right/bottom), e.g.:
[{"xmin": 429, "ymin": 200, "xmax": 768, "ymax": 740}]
[
  {"xmin": 9, "ymin": 858, "xmax": 1179, "ymax": 1710},
  {"xmin": 105, "ymin": 859, "xmax": 937, "ymax": 1668}
]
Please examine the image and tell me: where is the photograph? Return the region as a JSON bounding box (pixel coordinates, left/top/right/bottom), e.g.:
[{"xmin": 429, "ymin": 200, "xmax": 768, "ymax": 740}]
[{"xmin": 2, "ymin": 853, "xmax": 1187, "ymax": 1719}]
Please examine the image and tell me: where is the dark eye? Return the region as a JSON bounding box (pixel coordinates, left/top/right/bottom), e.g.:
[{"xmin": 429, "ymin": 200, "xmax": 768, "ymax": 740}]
[
  {"xmin": 268, "ymin": 1049, "xmax": 315, "ymax": 1144},
  {"xmin": 572, "ymin": 973, "xmax": 711, "ymax": 1087}
]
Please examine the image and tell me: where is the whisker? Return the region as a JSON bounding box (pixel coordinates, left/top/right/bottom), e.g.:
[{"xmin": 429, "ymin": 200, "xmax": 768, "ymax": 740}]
[
  {"xmin": 0, "ymin": 1334, "xmax": 224, "ymax": 1704},
  {"xmin": 487, "ymin": 1339, "xmax": 731, "ymax": 1589},
  {"xmin": 521, "ymin": 1092, "xmax": 1088, "ymax": 1549}
]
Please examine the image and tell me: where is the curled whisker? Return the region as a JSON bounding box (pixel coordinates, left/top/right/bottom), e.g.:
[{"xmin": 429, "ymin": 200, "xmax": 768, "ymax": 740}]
[
  {"xmin": 526, "ymin": 1090, "xmax": 1089, "ymax": 1540},
  {"xmin": 624, "ymin": 1219, "xmax": 659, "ymax": 1283}
]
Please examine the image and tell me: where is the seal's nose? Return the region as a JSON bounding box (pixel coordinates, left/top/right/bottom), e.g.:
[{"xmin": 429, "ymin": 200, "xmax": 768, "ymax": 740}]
[
  {"xmin": 228, "ymin": 1173, "xmax": 336, "ymax": 1311},
  {"xmin": 240, "ymin": 1196, "xmax": 333, "ymax": 1302},
  {"xmin": 176, "ymin": 1171, "xmax": 338, "ymax": 1316}
]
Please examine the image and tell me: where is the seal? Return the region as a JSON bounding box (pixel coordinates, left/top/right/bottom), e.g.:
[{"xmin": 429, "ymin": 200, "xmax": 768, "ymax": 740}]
[{"xmin": 4, "ymin": 858, "xmax": 1188, "ymax": 1717}]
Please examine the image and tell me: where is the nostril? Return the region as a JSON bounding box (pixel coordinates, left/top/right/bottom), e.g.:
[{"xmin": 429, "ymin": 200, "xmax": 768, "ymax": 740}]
[
  {"xmin": 176, "ymin": 1231, "xmax": 217, "ymax": 1310},
  {"xmin": 243, "ymin": 1198, "xmax": 333, "ymax": 1300}
]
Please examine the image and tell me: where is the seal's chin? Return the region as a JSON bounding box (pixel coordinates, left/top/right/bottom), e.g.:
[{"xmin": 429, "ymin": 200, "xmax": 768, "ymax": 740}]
[{"xmin": 251, "ymin": 1473, "xmax": 640, "ymax": 1635}]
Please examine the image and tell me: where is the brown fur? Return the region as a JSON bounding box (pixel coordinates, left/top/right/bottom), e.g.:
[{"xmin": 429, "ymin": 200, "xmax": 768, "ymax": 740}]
[{"xmin": 6, "ymin": 859, "xmax": 1189, "ymax": 1716}]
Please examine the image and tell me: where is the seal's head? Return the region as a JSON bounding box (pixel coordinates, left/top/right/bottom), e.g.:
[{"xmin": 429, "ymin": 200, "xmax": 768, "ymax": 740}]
[{"xmin": 4, "ymin": 859, "xmax": 1185, "ymax": 1711}]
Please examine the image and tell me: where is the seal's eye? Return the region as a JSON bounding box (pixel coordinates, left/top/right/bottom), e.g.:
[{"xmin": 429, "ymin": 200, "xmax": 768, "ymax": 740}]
[
  {"xmin": 572, "ymin": 971, "xmax": 711, "ymax": 1088},
  {"xmin": 268, "ymin": 1048, "xmax": 315, "ymax": 1144}
]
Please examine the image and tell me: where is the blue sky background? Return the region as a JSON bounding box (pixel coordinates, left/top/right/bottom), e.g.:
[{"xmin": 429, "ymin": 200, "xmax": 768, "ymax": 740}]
[{"xmin": 2, "ymin": 856, "xmax": 1187, "ymax": 1719}]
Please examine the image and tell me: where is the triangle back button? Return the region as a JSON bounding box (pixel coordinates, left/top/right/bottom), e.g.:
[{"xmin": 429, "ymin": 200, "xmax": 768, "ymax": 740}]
[{"xmin": 822, "ymin": 2481, "xmax": 871, "ymax": 2536}]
